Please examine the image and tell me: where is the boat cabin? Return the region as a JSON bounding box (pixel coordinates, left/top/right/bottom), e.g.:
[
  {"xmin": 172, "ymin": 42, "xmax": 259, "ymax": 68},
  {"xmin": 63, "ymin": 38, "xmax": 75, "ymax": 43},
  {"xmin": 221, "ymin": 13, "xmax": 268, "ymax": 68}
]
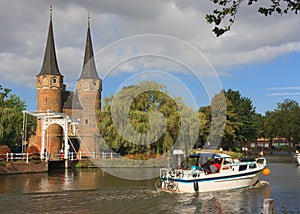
[{"xmin": 187, "ymin": 153, "xmax": 232, "ymax": 173}]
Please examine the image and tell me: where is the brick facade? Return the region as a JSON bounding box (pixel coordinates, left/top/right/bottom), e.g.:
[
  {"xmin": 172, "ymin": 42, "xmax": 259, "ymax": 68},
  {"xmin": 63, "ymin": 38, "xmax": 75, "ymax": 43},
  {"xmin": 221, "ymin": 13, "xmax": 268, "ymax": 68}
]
[{"xmin": 34, "ymin": 12, "xmax": 102, "ymax": 158}]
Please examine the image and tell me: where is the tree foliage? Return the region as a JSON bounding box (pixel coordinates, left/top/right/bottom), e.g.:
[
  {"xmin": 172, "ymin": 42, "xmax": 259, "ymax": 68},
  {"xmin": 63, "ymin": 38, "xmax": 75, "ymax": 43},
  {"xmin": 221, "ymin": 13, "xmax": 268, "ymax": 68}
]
[
  {"xmin": 99, "ymin": 82, "xmax": 176, "ymax": 155},
  {"xmin": 0, "ymin": 85, "xmax": 26, "ymax": 147},
  {"xmin": 206, "ymin": 0, "xmax": 300, "ymax": 36},
  {"xmin": 99, "ymin": 82, "xmax": 300, "ymax": 155},
  {"xmin": 261, "ymin": 99, "xmax": 300, "ymax": 143},
  {"xmin": 98, "ymin": 81, "xmax": 199, "ymax": 157},
  {"xmin": 199, "ymin": 89, "xmax": 259, "ymax": 150},
  {"xmin": 225, "ymin": 89, "xmax": 259, "ymax": 143}
]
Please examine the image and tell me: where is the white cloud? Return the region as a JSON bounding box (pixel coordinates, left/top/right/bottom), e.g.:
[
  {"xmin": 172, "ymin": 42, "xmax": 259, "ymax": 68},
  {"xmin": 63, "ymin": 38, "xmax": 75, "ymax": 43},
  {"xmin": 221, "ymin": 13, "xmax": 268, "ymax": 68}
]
[
  {"xmin": 0, "ymin": 0, "xmax": 299, "ymax": 89},
  {"xmin": 268, "ymin": 86, "xmax": 300, "ymax": 90},
  {"xmin": 267, "ymin": 92, "xmax": 300, "ymax": 96},
  {"xmin": 266, "ymin": 86, "xmax": 300, "ymax": 98}
]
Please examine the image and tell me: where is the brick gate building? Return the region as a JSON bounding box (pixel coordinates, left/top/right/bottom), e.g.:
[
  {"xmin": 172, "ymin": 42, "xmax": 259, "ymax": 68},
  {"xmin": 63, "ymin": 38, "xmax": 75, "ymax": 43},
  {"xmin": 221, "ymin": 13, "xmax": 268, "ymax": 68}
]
[{"xmin": 34, "ymin": 4, "xmax": 102, "ymax": 157}]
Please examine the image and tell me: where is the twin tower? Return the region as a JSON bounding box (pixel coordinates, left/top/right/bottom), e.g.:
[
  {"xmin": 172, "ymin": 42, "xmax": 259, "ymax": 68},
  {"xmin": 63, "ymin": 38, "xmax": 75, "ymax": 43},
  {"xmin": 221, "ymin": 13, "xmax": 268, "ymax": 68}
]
[{"xmin": 35, "ymin": 5, "xmax": 102, "ymax": 156}]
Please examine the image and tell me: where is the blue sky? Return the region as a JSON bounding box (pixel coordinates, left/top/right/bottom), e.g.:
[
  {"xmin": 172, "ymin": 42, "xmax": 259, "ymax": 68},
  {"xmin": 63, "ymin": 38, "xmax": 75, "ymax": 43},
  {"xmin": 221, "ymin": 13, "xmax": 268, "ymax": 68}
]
[
  {"xmin": 0, "ymin": 0, "xmax": 299, "ymax": 115},
  {"xmin": 221, "ymin": 52, "xmax": 300, "ymax": 113}
]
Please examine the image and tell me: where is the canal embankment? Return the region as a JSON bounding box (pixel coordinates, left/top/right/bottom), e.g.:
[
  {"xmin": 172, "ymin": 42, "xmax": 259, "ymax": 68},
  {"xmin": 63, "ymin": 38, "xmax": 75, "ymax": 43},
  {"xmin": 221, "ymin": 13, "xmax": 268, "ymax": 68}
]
[{"xmin": 0, "ymin": 161, "xmax": 48, "ymax": 175}]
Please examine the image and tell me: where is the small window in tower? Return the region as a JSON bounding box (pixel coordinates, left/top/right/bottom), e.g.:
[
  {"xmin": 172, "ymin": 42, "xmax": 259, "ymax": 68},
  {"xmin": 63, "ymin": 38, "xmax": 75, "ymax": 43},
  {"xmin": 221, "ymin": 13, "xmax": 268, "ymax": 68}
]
[
  {"xmin": 85, "ymin": 119, "xmax": 89, "ymax": 125},
  {"xmin": 52, "ymin": 78, "xmax": 57, "ymax": 84},
  {"xmin": 93, "ymin": 81, "xmax": 97, "ymax": 87}
]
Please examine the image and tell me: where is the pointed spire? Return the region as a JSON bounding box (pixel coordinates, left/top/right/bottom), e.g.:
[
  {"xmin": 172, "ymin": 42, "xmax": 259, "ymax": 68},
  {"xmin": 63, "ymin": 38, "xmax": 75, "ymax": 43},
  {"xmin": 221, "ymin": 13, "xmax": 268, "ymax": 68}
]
[
  {"xmin": 50, "ymin": 0, "xmax": 53, "ymax": 20},
  {"xmin": 79, "ymin": 14, "xmax": 99, "ymax": 80},
  {"xmin": 88, "ymin": 11, "xmax": 90, "ymax": 28},
  {"xmin": 38, "ymin": 0, "xmax": 61, "ymax": 76}
]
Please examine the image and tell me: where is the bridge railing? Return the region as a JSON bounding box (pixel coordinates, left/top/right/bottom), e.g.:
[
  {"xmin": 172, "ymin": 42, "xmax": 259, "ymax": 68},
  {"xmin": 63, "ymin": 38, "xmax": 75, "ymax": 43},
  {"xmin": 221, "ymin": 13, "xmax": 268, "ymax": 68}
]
[
  {"xmin": 44, "ymin": 151, "xmax": 121, "ymax": 160},
  {"xmin": 76, "ymin": 152, "xmax": 121, "ymax": 160},
  {"xmin": 0, "ymin": 152, "xmax": 122, "ymax": 162},
  {"xmin": 0, "ymin": 153, "xmax": 33, "ymax": 163}
]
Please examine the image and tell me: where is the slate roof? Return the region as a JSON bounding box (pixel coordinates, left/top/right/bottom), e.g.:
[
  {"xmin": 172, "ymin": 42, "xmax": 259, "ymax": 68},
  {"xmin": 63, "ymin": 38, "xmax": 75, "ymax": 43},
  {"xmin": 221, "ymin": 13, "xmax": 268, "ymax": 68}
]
[
  {"xmin": 78, "ymin": 17, "xmax": 100, "ymax": 80},
  {"xmin": 62, "ymin": 91, "xmax": 83, "ymax": 109},
  {"xmin": 37, "ymin": 17, "xmax": 61, "ymax": 76}
]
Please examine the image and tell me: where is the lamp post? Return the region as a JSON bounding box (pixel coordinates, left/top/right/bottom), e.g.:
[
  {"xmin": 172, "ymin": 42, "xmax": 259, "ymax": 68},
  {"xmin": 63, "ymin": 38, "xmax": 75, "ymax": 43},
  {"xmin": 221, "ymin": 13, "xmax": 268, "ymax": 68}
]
[{"xmin": 22, "ymin": 111, "xmax": 26, "ymax": 154}]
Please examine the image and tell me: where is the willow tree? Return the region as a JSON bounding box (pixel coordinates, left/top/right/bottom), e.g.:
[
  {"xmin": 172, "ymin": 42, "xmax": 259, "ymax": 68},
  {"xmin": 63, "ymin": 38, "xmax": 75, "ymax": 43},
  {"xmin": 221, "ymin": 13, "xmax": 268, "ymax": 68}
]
[{"xmin": 98, "ymin": 81, "xmax": 199, "ymax": 157}]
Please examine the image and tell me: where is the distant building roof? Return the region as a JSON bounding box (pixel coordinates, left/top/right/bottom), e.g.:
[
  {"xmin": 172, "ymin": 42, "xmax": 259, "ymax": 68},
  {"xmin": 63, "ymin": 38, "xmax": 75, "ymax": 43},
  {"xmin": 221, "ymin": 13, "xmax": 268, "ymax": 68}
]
[{"xmin": 62, "ymin": 91, "xmax": 82, "ymax": 109}]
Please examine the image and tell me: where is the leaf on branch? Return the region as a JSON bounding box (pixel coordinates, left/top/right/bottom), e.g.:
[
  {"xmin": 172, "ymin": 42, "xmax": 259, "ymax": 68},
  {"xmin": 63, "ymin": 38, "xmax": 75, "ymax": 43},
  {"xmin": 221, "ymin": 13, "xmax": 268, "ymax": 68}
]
[
  {"xmin": 258, "ymin": 7, "xmax": 269, "ymax": 16},
  {"xmin": 212, "ymin": 26, "xmax": 230, "ymax": 37},
  {"xmin": 207, "ymin": 0, "xmax": 300, "ymax": 37}
]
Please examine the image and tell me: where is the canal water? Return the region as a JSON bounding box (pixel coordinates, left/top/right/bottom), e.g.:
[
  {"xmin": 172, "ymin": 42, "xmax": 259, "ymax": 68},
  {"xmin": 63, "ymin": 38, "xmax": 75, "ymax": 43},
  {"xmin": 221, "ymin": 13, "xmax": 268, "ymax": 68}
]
[{"xmin": 0, "ymin": 155, "xmax": 299, "ymax": 214}]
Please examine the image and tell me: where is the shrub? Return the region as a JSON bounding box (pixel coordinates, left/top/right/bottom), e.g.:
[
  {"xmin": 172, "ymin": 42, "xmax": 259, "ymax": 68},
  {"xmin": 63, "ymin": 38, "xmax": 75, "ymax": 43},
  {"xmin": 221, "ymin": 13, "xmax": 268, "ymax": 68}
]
[
  {"xmin": 0, "ymin": 145, "xmax": 11, "ymax": 159},
  {"xmin": 26, "ymin": 146, "xmax": 40, "ymax": 160}
]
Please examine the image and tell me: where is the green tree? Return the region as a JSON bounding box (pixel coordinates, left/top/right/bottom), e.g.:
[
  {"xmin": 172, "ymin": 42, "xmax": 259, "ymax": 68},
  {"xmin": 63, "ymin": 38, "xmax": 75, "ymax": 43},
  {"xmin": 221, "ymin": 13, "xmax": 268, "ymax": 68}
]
[
  {"xmin": 198, "ymin": 89, "xmax": 258, "ymax": 150},
  {"xmin": 262, "ymin": 99, "xmax": 300, "ymax": 144},
  {"xmin": 221, "ymin": 98, "xmax": 241, "ymax": 148},
  {"xmin": 206, "ymin": 0, "xmax": 300, "ymax": 36},
  {"xmin": 0, "ymin": 85, "xmax": 26, "ymax": 147},
  {"xmin": 225, "ymin": 89, "xmax": 259, "ymax": 144},
  {"xmin": 99, "ymin": 81, "xmax": 200, "ymax": 157},
  {"xmin": 196, "ymin": 108, "xmax": 210, "ymax": 148},
  {"xmin": 208, "ymin": 91, "xmax": 227, "ymax": 149}
]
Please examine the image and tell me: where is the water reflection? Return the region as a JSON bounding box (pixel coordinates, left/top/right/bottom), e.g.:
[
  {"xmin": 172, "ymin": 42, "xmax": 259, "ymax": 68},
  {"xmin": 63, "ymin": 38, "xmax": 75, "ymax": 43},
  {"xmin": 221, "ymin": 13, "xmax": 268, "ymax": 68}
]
[{"xmin": 0, "ymin": 155, "xmax": 299, "ymax": 213}]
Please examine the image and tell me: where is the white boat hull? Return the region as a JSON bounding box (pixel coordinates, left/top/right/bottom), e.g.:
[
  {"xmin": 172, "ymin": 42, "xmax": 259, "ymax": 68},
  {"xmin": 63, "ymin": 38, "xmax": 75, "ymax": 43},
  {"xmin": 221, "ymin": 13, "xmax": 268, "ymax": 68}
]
[
  {"xmin": 171, "ymin": 170, "xmax": 261, "ymax": 193},
  {"xmin": 156, "ymin": 153, "xmax": 267, "ymax": 193}
]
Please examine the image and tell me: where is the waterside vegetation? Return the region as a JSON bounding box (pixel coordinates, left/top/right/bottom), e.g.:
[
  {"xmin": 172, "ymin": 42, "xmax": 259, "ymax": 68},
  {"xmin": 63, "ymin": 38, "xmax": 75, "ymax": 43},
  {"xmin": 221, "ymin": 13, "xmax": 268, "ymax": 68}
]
[{"xmin": 1, "ymin": 83, "xmax": 300, "ymax": 158}]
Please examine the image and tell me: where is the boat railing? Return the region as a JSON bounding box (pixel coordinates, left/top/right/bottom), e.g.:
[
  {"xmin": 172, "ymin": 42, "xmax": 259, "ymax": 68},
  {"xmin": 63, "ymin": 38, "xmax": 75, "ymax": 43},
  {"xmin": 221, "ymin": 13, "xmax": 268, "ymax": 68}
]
[{"xmin": 160, "ymin": 167, "xmax": 205, "ymax": 179}]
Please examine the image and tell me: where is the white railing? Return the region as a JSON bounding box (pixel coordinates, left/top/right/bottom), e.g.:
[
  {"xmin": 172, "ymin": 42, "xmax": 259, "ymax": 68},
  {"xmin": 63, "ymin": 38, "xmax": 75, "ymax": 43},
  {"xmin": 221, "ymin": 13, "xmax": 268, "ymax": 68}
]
[
  {"xmin": 41, "ymin": 151, "xmax": 121, "ymax": 160},
  {"xmin": 0, "ymin": 152, "xmax": 121, "ymax": 162},
  {"xmin": 76, "ymin": 151, "xmax": 121, "ymax": 160},
  {"xmin": 0, "ymin": 153, "xmax": 32, "ymax": 163}
]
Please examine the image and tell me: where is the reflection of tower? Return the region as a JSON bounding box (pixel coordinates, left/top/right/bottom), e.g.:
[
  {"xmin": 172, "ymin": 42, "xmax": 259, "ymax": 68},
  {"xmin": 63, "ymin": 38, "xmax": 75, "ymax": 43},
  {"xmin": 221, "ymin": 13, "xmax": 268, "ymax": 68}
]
[
  {"xmin": 35, "ymin": 4, "xmax": 64, "ymax": 155},
  {"xmin": 76, "ymin": 15, "xmax": 102, "ymax": 155}
]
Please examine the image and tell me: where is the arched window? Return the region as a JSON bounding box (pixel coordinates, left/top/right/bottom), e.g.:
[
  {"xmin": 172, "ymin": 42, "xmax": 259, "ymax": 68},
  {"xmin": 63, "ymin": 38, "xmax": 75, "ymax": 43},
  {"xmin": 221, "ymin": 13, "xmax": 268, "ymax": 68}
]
[
  {"xmin": 85, "ymin": 119, "xmax": 89, "ymax": 125},
  {"xmin": 93, "ymin": 81, "xmax": 97, "ymax": 87},
  {"xmin": 52, "ymin": 78, "xmax": 57, "ymax": 84}
]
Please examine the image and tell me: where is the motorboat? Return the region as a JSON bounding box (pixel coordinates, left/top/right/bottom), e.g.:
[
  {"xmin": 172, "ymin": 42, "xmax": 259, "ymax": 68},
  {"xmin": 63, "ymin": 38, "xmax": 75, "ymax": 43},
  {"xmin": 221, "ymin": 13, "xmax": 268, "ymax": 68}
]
[{"xmin": 155, "ymin": 152, "xmax": 267, "ymax": 193}]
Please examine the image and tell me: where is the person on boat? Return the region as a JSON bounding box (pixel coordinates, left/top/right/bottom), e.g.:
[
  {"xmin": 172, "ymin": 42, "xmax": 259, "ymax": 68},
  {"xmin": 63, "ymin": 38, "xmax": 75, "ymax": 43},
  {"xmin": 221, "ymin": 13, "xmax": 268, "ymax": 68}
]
[
  {"xmin": 210, "ymin": 160, "xmax": 220, "ymax": 173},
  {"xmin": 200, "ymin": 158, "xmax": 213, "ymax": 174}
]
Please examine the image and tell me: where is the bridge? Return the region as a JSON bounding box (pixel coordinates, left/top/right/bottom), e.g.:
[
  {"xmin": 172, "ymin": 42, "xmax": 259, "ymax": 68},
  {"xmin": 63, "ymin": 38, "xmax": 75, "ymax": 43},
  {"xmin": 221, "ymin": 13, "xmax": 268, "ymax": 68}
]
[
  {"xmin": 24, "ymin": 110, "xmax": 80, "ymax": 168},
  {"xmin": 20, "ymin": 110, "xmax": 123, "ymax": 169}
]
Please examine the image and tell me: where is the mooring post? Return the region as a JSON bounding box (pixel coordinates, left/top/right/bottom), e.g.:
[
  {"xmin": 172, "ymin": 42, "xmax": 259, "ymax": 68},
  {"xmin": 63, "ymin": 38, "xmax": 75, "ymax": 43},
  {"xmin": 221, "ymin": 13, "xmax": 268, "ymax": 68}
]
[
  {"xmin": 261, "ymin": 199, "xmax": 276, "ymax": 214},
  {"xmin": 65, "ymin": 159, "xmax": 68, "ymax": 168}
]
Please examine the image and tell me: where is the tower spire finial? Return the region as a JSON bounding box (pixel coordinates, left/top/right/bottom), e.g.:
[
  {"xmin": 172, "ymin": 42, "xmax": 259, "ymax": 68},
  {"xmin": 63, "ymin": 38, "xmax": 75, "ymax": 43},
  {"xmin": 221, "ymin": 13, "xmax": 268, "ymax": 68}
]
[
  {"xmin": 87, "ymin": 11, "xmax": 90, "ymax": 28},
  {"xmin": 38, "ymin": 0, "xmax": 61, "ymax": 76},
  {"xmin": 78, "ymin": 11, "xmax": 99, "ymax": 80},
  {"xmin": 50, "ymin": 0, "xmax": 53, "ymax": 20}
]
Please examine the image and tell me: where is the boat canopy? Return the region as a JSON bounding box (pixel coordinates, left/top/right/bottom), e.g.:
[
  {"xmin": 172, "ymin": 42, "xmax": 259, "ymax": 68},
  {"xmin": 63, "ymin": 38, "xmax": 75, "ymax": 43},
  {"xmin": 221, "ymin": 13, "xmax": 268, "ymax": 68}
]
[{"xmin": 189, "ymin": 153, "xmax": 231, "ymax": 159}]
